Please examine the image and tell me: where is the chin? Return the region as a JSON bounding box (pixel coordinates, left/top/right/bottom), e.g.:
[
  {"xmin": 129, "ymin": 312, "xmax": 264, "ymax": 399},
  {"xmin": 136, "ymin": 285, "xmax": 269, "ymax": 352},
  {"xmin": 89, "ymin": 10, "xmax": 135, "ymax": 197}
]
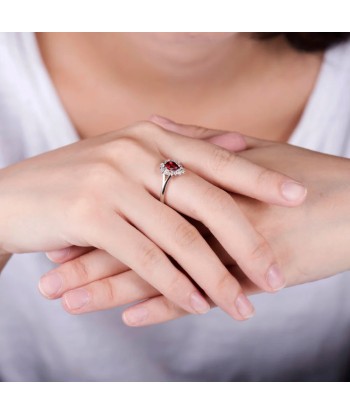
[{"xmin": 138, "ymin": 32, "xmax": 236, "ymax": 44}]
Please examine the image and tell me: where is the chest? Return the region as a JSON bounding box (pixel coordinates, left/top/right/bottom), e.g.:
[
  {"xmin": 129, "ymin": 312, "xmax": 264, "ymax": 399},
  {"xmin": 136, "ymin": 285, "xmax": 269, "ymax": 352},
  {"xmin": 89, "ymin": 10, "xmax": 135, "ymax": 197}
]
[{"xmin": 38, "ymin": 42, "xmax": 323, "ymax": 143}]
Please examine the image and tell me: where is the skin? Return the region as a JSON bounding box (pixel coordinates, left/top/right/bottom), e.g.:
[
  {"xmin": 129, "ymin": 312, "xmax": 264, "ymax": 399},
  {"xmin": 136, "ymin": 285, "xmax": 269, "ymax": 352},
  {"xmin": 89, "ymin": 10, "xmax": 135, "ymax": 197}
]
[
  {"xmin": 42, "ymin": 121, "xmax": 350, "ymax": 326},
  {"xmin": 0, "ymin": 118, "xmax": 308, "ymax": 321},
  {"xmin": 0, "ymin": 253, "xmax": 10, "ymax": 271},
  {"xmin": 36, "ymin": 33, "xmax": 322, "ymax": 141},
  {"xmin": 0, "ymin": 33, "xmax": 330, "ymax": 324}
]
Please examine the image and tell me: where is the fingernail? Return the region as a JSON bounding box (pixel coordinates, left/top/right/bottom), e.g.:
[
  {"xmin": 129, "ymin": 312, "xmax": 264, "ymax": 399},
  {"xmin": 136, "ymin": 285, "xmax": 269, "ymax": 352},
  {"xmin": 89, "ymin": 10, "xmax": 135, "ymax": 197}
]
[
  {"xmin": 64, "ymin": 289, "xmax": 90, "ymax": 310},
  {"xmin": 267, "ymin": 264, "xmax": 286, "ymax": 291},
  {"xmin": 123, "ymin": 307, "xmax": 149, "ymax": 326},
  {"xmin": 209, "ymin": 132, "xmax": 247, "ymax": 152},
  {"xmin": 235, "ymin": 293, "xmax": 255, "ymax": 319},
  {"xmin": 46, "ymin": 247, "xmax": 70, "ymax": 262},
  {"xmin": 149, "ymin": 114, "xmax": 174, "ymax": 124},
  {"xmin": 190, "ymin": 292, "xmax": 211, "ymax": 314},
  {"xmin": 39, "ymin": 272, "xmax": 62, "ymax": 298},
  {"xmin": 281, "ymin": 181, "xmax": 307, "ymax": 202}
]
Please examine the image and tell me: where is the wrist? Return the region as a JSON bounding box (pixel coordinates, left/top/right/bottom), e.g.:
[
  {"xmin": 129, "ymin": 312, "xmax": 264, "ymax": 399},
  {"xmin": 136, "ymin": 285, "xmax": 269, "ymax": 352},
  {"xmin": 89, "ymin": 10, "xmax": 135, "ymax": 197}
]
[
  {"xmin": 319, "ymin": 157, "xmax": 350, "ymax": 273},
  {"xmin": 283, "ymin": 155, "xmax": 350, "ymax": 284}
]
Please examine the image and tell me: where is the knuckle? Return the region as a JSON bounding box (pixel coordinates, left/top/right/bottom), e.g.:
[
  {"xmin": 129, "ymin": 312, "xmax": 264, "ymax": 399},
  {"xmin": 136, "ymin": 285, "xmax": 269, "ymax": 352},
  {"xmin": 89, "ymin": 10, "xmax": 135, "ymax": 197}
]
[
  {"xmin": 108, "ymin": 131, "xmax": 157, "ymax": 159},
  {"xmin": 158, "ymin": 295, "xmax": 173, "ymax": 311},
  {"xmin": 174, "ymin": 221, "xmax": 200, "ymax": 248},
  {"xmin": 67, "ymin": 163, "xmax": 118, "ymax": 223},
  {"xmin": 85, "ymin": 162, "xmax": 115, "ymax": 184},
  {"xmin": 138, "ymin": 243, "xmax": 163, "ymax": 270},
  {"xmin": 210, "ymin": 146, "xmax": 236, "ymax": 174},
  {"xmin": 242, "ymin": 237, "xmax": 274, "ymax": 282},
  {"xmin": 99, "ymin": 278, "xmax": 118, "ymax": 304},
  {"xmin": 69, "ymin": 194, "xmax": 99, "ymax": 224},
  {"xmin": 98, "ymin": 137, "xmax": 143, "ymax": 166},
  {"xmin": 159, "ymin": 295, "xmax": 181, "ymax": 315},
  {"xmin": 113, "ymin": 135, "xmax": 140, "ymax": 153},
  {"xmin": 72, "ymin": 163, "xmax": 115, "ymax": 199},
  {"xmin": 166, "ymin": 271, "xmax": 186, "ymax": 295},
  {"xmin": 215, "ymin": 271, "xmax": 235, "ymax": 293},
  {"xmin": 255, "ymin": 168, "xmax": 277, "ymax": 189},
  {"xmin": 127, "ymin": 120, "xmax": 161, "ymax": 137},
  {"xmin": 203, "ymin": 186, "xmax": 233, "ymax": 214},
  {"xmin": 213, "ymin": 271, "xmax": 240, "ymax": 305},
  {"xmin": 249, "ymin": 238, "xmax": 271, "ymax": 263},
  {"xmin": 68, "ymin": 257, "xmax": 90, "ymax": 285},
  {"xmin": 68, "ymin": 195, "xmax": 93, "ymax": 220},
  {"xmin": 155, "ymin": 203, "xmax": 170, "ymax": 228}
]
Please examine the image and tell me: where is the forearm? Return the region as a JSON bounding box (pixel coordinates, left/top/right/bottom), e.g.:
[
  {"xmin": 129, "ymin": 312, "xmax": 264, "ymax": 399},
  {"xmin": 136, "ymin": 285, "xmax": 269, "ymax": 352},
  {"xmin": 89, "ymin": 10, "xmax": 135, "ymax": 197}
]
[{"xmin": 293, "ymin": 155, "xmax": 350, "ymax": 282}]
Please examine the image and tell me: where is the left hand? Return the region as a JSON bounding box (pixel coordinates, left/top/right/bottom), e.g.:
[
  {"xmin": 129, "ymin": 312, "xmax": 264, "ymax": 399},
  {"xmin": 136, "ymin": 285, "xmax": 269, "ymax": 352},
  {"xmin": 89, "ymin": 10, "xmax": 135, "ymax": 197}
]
[{"xmin": 39, "ymin": 118, "xmax": 350, "ymax": 326}]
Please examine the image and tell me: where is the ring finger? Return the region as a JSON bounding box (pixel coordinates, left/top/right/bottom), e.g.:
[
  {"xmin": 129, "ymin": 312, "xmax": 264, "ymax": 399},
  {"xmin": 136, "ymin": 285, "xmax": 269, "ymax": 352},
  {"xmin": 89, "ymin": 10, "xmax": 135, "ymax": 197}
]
[
  {"xmin": 144, "ymin": 168, "xmax": 285, "ymax": 292},
  {"xmin": 118, "ymin": 187, "xmax": 255, "ymax": 320}
]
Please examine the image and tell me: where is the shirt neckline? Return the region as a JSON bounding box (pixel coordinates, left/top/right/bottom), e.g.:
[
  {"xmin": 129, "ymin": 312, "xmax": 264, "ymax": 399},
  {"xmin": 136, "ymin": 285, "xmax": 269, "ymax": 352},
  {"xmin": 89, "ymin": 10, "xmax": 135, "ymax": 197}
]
[
  {"xmin": 28, "ymin": 32, "xmax": 347, "ymax": 148},
  {"xmin": 28, "ymin": 32, "xmax": 80, "ymax": 146},
  {"xmin": 288, "ymin": 41, "xmax": 350, "ymax": 147}
]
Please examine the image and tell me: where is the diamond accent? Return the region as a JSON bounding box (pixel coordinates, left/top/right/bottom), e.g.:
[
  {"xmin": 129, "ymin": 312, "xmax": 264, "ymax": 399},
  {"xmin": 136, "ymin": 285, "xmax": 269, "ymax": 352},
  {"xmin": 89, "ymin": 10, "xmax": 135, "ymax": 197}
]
[{"xmin": 160, "ymin": 159, "xmax": 185, "ymax": 176}]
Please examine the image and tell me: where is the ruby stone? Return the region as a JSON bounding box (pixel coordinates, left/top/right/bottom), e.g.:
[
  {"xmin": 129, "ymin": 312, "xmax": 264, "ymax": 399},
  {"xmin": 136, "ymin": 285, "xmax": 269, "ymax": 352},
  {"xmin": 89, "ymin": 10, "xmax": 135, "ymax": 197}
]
[{"xmin": 164, "ymin": 161, "xmax": 179, "ymax": 171}]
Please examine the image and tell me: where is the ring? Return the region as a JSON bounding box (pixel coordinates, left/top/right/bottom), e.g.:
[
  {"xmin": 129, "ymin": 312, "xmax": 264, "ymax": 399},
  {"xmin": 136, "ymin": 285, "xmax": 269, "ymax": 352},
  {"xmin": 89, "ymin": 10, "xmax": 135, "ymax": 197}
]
[{"xmin": 159, "ymin": 159, "xmax": 185, "ymax": 203}]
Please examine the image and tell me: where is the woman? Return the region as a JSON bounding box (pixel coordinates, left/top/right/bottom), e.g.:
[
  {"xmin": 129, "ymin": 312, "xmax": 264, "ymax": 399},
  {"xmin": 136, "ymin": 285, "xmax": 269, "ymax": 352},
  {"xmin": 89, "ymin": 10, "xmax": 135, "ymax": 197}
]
[{"xmin": 0, "ymin": 32, "xmax": 350, "ymax": 381}]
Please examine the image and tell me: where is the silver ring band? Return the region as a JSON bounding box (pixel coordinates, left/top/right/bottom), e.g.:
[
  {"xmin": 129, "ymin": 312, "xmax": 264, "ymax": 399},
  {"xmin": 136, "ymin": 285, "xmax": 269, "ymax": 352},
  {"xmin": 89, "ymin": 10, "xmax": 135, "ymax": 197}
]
[{"xmin": 159, "ymin": 159, "xmax": 185, "ymax": 204}]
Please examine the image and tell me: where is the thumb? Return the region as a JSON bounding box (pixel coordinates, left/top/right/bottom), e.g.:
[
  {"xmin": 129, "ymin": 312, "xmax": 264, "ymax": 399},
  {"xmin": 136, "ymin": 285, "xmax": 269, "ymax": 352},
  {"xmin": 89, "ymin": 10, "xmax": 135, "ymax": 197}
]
[{"xmin": 149, "ymin": 114, "xmax": 247, "ymax": 152}]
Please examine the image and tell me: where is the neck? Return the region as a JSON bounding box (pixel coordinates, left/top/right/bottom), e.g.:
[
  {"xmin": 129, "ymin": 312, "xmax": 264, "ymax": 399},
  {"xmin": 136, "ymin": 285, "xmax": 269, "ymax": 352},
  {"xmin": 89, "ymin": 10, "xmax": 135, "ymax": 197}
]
[
  {"xmin": 38, "ymin": 33, "xmax": 294, "ymax": 96},
  {"xmin": 89, "ymin": 33, "xmax": 250, "ymax": 85},
  {"xmin": 36, "ymin": 32, "xmax": 323, "ymax": 142}
]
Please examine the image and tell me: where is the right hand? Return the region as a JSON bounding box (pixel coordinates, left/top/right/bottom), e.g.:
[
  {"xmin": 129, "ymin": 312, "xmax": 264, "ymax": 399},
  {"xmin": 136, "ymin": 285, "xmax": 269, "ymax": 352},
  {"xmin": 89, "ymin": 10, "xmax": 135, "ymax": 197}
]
[{"xmin": 0, "ymin": 121, "xmax": 306, "ymax": 320}]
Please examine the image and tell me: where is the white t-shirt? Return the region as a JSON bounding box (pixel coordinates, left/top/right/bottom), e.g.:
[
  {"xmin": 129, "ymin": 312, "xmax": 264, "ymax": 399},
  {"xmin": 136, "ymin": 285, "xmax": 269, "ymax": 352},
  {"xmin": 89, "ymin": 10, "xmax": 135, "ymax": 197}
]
[{"xmin": 1, "ymin": 32, "xmax": 350, "ymax": 381}]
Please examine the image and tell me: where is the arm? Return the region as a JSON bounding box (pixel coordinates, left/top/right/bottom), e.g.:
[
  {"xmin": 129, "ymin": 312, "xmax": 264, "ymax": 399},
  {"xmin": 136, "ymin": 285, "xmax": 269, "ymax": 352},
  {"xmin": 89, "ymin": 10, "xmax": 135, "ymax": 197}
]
[
  {"xmin": 42, "ymin": 123, "xmax": 350, "ymax": 326},
  {"xmin": 233, "ymin": 140, "xmax": 350, "ymax": 287},
  {"xmin": 0, "ymin": 121, "xmax": 302, "ymax": 321}
]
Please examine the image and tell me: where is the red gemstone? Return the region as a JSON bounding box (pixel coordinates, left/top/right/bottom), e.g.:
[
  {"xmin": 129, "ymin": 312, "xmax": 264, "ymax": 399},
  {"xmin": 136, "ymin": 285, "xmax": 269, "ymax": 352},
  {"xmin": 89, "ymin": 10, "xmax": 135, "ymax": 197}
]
[{"xmin": 164, "ymin": 161, "xmax": 179, "ymax": 171}]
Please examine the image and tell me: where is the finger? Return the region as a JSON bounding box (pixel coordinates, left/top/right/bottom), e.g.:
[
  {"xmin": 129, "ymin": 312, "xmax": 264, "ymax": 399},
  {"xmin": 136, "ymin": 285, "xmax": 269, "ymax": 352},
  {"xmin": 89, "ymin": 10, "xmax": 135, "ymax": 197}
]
[
  {"xmin": 118, "ymin": 188, "xmax": 255, "ymax": 320},
  {"xmin": 61, "ymin": 269, "xmax": 159, "ymax": 314},
  {"xmin": 205, "ymin": 232, "xmax": 263, "ymax": 295},
  {"xmin": 122, "ymin": 265, "xmax": 259, "ymax": 327},
  {"xmin": 150, "ymin": 115, "xmax": 247, "ymax": 152},
  {"xmin": 85, "ymin": 212, "xmax": 211, "ymax": 316},
  {"xmin": 227, "ymin": 264, "xmax": 261, "ymax": 295},
  {"xmin": 60, "ymin": 264, "xmax": 258, "ymax": 318},
  {"xmin": 149, "ymin": 114, "xmax": 223, "ymax": 139},
  {"xmin": 143, "ymin": 122, "xmax": 307, "ymax": 206},
  {"xmin": 150, "ymin": 115, "xmax": 281, "ymax": 151},
  {"xmin": 122, "ymin": 296, "xmax": 190, "ymax": 326},
  {"xmin": 241, "ymin": 135, "xmax": 278, "ymax": 149},
  {"xmin": 39, "ymin": 249, "xmax": 129, "ymax": 299},
  {"xmin": 206, "ymin": 132, "xmax": 248, "ymax": 152},
  {"xmin": 188, "ymin": 232, "xmax": 261, "ymax": 294},
  {"xmin": 175, "ymin": 139, "xmax": 307, "ymax": 206},
  {"xmin": 145, "ymin": 170, "xmax": 285, "ymax": 293},
  {"xmin": 60, "ymin": 265, "xmax": 257, "ymax": 320},
  {"xmin": 45, "ymin": 246, "xmax": 94, "ymax": 263},
  {"xmin": 123, "ymin": 286, "xmax": 256, "ymax": 327}
]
